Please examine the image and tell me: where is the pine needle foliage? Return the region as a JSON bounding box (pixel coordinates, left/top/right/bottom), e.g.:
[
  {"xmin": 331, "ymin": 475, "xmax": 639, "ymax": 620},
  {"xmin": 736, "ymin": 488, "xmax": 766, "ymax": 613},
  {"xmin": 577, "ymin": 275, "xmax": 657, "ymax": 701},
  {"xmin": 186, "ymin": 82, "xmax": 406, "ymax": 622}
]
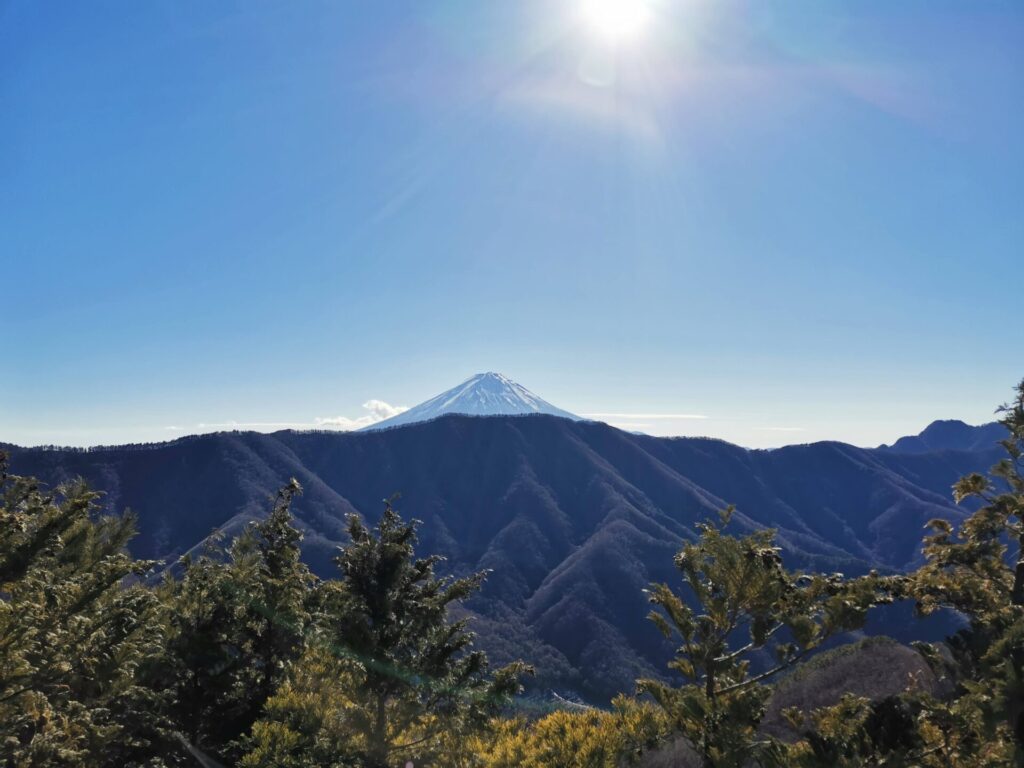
[
  {"xmin": 153, "ymin": 479, "xmax": 315, "ymax": 764},
  {"xmin": 638, "ymin": 508, "xmax": 890, "ymax": 768},
  {"xmin": 0, "ymin": 453, "xmax": 171, "ymax": 766},
  {"xmin": 473, "ymin": 696, "xmax": 669, "ymax": 768},
  {"xmin": 901, "ymin": 378, "xmax": 1024, "ymax": 765},
  {"xmin": 244, "ymin": 499, "xmax": 530, "ymax": 768}
]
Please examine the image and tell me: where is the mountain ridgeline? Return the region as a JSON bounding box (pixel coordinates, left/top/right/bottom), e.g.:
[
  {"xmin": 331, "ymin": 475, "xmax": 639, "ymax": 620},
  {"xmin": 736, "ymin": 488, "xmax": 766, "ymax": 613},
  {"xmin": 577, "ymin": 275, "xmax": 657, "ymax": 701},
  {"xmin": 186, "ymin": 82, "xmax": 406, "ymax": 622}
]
[{"xmin": 5, "ymin": 413, "xmax": 1001, "ymax": 702}]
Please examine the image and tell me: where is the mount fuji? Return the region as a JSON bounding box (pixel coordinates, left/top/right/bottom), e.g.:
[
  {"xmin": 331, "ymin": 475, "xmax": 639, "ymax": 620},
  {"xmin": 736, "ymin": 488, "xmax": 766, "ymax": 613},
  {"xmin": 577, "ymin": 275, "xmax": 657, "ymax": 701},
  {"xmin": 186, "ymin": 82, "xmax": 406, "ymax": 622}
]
[{"xmin": 364, "ymin": 372, "xmax": 580, "ymax": 430}]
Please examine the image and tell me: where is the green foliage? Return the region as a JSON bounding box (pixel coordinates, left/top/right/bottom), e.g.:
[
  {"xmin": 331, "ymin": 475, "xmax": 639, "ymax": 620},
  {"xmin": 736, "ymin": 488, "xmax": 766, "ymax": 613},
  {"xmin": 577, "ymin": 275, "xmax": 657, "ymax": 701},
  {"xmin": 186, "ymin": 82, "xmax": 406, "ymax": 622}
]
[
  {"xmin": 243, "ymin": 499, "xmax": 530, "ymax": 768},
  {"xmin": 0, "ymin": 453, "xmax": 171, "ymax": 766},
  {"xmin": 474, "ymin": 696, "xmax": 669, "ymax": 768},
  {"xmin": 1, "ymin": 466, "xmax": 528, "ymax": 767},
  {"xmin": 152, "ymin": 479, "xmax": 314, "ymax": 763},
  {"xmin": 781, "ymin": 694, "xmax": 923, "ymax": 767},
  {"xmin": 903, "ymin": 378, "xmax": 1024, "ymax": 763},
  {"xmin": 230, "ymin": 479, "xmax": 315, "ymax": 719},
  {"xmin": 638, "ymin": 507, "xmax": 890, "ymax": 768},
  {"xmin": 781, "ymin": 688, "xmax": 1013, "ymax": 767},
  {"xmin": 239, "ymin": 646, "xmax": 361, "ymax": 768}
]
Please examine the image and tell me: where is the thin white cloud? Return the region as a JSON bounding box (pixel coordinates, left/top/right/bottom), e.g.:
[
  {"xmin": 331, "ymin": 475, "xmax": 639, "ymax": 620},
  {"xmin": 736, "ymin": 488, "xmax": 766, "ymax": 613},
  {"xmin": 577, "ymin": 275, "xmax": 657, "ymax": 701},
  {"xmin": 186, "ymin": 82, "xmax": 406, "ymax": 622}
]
[
  {"xmin": 754, "ymin": 427, "xmax": 806, "ymax": 432},
  {"xmin": 315, "ymin": 400, "xmax": 408, "ymax": 431},
  {"xmin": 165, "ymin": 400, "xmax": 408, "ymax": 434},
  {"xmin": 583, "ymin": 412, "xmax": 708, "ymax": 420}
]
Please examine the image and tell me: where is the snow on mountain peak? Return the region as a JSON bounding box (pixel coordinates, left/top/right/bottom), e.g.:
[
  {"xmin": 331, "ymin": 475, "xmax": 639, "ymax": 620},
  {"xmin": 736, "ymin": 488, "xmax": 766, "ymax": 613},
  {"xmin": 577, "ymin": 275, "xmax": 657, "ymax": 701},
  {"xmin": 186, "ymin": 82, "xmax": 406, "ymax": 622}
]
[{"xmin": 363, "ymin": 373, "xmax": 579, "ymax": 431}]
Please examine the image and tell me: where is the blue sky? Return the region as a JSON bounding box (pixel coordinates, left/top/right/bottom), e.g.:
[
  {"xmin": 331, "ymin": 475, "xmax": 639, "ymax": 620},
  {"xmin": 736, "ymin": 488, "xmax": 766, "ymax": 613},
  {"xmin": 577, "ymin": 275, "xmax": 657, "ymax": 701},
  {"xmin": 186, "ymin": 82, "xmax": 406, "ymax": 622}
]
[{"xmin": 2, "ymin": 0, "xmax": 1022, "ymax": 448}]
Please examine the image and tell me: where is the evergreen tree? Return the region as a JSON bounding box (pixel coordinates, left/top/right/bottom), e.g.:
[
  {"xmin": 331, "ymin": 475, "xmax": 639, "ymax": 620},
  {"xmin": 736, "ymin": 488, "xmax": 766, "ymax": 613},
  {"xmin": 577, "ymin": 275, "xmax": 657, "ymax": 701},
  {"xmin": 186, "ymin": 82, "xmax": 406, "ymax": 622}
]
[
  {"xmin": 240, "ymin": 645, "xmax": 362, "ymax": 768},
  {"xmin": 637, "ymin": 508, "xmax": 889, "ymax": 768},
  {"xmin": 156, "ymin": 479, "xmax": 314, "ymax": 763},
  {"xmin": 244, "ymin": 499, "xmax": 529, "ymax": 768},
  {"xmin": 780, "ymin": 693, "xmax": 930, "ymax": 767},
  {"xmin": 0, "ymin": 454, "xmax": 171, "ymax": 766},
  {"xmin": 155, "ymin": 544, "xmax": 246, "ymax": 757},
  {"xmin": 901, "ymin": 378, "xmax": 1024, "ymax": 764},
  {"xmin": 230, "ymin": 479, "xmax": 314, "ymax": 725}
]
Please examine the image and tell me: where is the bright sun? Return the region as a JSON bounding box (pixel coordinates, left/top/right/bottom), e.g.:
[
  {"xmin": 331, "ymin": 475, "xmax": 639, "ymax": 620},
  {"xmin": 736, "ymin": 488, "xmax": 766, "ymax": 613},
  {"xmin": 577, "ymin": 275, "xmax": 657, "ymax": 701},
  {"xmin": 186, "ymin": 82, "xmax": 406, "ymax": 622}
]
[{"xmin": 579, "ymin": 0, "xmax": 652, "ymax": 45}]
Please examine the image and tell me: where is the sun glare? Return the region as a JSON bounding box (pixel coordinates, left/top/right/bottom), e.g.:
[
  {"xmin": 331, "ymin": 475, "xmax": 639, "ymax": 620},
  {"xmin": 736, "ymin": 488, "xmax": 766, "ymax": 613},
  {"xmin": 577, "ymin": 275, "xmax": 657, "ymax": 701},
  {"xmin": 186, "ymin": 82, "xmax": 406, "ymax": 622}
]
[{"xmin": 579, "ymin": 0, "xmax": 652, "ymax": 46}]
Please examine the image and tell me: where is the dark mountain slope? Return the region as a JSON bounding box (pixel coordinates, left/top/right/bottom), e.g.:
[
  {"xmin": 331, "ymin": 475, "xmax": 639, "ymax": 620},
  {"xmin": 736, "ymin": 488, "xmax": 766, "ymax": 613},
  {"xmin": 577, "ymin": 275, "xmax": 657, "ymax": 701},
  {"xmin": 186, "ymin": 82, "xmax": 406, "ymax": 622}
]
[
  {"xmin": 4, "ymin": 414, "xmax": 1004, "ymax": 702},
  {"xmin": 881, "ymin": 419, "xmax": 1005, "ymax": 454},
  {"xmin": 600, "ymin": 433, "xmax": 993, "ymax": 570},
  {"xmin": 7, "ymin": 433, "xmax": 360, "ymax": 574}
]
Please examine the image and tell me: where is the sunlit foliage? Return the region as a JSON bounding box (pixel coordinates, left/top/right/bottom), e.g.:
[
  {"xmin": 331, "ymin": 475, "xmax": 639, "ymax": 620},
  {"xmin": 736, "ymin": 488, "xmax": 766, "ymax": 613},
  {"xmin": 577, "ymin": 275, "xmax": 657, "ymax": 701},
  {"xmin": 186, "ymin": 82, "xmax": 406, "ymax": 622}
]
[
  {"xmin": 147, "ymin": 479, "xmax": 315, "ymax": 764},
  {"xmin": 0, "ymin": 455, "xmax": 170, "ymax": 766},
  {"xmin": 906, "ymin": 378, "xmax": 1023, "ymax": 764},
  {"xmin": 637, "ymin": 508, "xmax": 891, "ymax": 767},
  {"xmin": 243, "ymin": 499, "xmax": 530, "ymax": 768},
  {"xmin": 472, "ymin": 696, "xmax": 668, "ymax": 768}
]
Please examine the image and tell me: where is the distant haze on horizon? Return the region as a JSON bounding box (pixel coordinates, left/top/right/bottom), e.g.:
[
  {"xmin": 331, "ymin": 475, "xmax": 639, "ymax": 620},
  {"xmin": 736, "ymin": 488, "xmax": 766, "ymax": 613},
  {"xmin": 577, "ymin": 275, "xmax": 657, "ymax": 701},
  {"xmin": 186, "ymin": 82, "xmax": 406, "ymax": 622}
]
[
  {"xmin": 2, "ymin": 1, "xmax": 1021, "ymax": 449},
  {"xmin": 2, "ymin": 369, "xmax": 1013, "ymax": 451}
]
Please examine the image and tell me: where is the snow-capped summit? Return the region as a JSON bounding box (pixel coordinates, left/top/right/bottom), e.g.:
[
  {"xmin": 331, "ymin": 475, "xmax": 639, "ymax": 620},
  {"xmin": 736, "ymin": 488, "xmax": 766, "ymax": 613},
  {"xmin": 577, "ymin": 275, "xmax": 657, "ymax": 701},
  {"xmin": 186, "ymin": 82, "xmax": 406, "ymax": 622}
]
[{"xmin": 363, "ymin": 372, "xmax": 579, "ymax": 431}]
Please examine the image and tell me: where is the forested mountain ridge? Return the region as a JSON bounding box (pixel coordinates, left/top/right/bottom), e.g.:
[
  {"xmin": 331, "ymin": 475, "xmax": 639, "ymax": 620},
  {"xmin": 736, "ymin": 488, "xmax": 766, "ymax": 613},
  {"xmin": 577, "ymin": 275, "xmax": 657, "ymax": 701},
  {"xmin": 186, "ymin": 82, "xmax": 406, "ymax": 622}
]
[
  {"xmin": 879, "ymin": 418, "xmax": 1007, "ymax": 454},
  {"xmin": 3, "ymin": 415, "xmax": 1001, "ymax": 701}
]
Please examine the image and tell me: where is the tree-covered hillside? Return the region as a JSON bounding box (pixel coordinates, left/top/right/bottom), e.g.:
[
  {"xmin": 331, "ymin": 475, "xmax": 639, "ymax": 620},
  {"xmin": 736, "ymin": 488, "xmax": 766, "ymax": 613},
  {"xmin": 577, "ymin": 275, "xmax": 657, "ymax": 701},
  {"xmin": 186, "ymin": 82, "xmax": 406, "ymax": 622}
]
[{"xmin": 4, "ymin": 416, "xmax": 1000, "ymax": 702}]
